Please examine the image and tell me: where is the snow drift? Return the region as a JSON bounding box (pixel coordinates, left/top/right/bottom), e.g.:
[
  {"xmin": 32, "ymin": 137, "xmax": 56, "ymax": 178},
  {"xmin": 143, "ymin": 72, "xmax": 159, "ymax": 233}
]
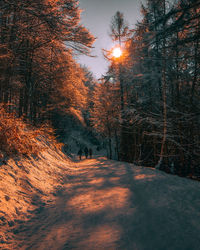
[{"xmin": 0, "ymin": 138, "xmax": 73, "ymax": 248}]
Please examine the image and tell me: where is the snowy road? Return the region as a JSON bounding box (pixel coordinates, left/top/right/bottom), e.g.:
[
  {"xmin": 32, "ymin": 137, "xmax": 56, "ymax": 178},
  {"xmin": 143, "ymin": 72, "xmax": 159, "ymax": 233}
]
[{"xmin": 16, "ymin": 157, "xmax": 200, "ymax": 250}]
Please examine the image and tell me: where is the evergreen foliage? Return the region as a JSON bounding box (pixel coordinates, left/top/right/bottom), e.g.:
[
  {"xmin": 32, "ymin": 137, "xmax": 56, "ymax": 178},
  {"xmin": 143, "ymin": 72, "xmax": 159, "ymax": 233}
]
[{"xmin": 92, "ymin": 1, "xmax": 200, "ymax": 177}]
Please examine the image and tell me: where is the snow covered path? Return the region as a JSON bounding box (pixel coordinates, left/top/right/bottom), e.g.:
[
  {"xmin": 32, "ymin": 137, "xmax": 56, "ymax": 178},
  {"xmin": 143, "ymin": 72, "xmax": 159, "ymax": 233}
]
[{"xmin": 16, "ymin": 157, "xmax": 200, "ymax": 250}]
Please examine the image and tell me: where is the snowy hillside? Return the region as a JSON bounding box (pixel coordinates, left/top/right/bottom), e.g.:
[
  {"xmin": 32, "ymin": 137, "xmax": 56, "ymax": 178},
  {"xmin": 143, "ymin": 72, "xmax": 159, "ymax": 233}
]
[
  {"xmin": 0, "ymin": 141, "xmax": 75, "ymax": 248},
  {"xmin": 1, "ymin": 149, "xmax": 200, "ymax": 249}
]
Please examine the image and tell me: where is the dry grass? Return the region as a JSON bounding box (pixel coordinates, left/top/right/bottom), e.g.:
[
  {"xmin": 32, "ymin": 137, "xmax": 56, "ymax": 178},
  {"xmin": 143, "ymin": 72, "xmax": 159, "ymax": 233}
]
[{"xmin": 0, "ymin": 105, "xmax": 62, "ymax": 157}]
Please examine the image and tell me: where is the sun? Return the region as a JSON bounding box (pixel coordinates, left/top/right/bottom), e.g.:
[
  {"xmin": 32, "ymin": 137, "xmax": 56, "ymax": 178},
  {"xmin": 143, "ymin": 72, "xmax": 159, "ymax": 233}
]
[{"xmin": 112, "ymin": 47, "xmax": 122, "ymax": 58}]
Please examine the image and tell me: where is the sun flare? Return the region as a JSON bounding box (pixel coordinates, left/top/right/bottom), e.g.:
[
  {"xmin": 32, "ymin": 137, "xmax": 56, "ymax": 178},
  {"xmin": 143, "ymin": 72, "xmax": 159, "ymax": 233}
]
[{"xmin": 112, "ymin": 47, "xmax": 122, "ymax": 58}]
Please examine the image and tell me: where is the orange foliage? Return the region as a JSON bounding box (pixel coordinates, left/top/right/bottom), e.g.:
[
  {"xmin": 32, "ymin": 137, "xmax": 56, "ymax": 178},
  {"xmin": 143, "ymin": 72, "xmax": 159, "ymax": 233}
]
[{"xmin": 0, "ymin": 105, "xmax": 61, "ymax": 156}]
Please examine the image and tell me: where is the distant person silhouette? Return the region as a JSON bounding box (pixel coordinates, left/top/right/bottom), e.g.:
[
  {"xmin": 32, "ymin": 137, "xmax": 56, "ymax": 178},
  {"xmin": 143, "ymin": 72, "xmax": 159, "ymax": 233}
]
[
  {"xmin": 89, "ymin": 148, "xmax": 93, "ymax": 159},
  {"xmin": 78, "ymin": 148, "xmax": 82, "ymax": 160},
  {"xmin": 84, "ymin": 147, "xmax": 88, "ymax": 159}
]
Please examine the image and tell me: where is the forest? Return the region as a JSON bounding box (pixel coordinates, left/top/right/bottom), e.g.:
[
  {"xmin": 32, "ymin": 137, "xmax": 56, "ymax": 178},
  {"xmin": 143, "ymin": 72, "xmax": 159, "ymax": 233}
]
[{"xmin": 0, "ymin": 0, "xmax": 200, "ymax": 178}]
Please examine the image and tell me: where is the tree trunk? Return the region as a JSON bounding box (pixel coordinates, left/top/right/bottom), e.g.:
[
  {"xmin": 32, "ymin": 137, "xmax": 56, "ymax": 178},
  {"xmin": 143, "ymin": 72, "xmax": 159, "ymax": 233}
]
[{"xmin": 156, "ymin": 0, "xmax": 167, "ymax": 169}]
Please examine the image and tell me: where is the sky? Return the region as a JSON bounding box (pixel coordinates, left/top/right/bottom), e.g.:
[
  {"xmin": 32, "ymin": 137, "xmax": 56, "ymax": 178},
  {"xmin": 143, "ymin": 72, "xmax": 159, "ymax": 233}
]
[{"xmin": 77, "ymin": 0, "xmax": 144, "ymax": 79}]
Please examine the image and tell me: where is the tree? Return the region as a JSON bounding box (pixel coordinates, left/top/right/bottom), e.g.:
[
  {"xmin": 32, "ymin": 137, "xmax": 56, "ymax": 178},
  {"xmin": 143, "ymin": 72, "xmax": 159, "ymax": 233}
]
[
  {"xmin": 91, "ymin": 77, "xmax": 120, "ymax": 159},
  {"xmin": 109, "ymin": 11, "xmax": 133, "ymax": 161},
  {"xmin": 110, "ymin": 11, "xmax": 130, "ymax": 45},
  {"xmin": 100, "ymin": 0, "xmax": 200, "ymax": 177},
  {"xmin": 0, "ymin": 0, "xmax": 95, "ymax": 125}
]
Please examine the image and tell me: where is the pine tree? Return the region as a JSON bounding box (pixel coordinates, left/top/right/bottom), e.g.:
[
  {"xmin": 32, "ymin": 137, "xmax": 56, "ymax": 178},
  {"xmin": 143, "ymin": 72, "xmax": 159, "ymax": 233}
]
[
  {"xmin": 91, "ymin": 77, "xmax": 120, "ymax": 159},
  {"xmin": 0, "ymin": 0, "xmax": 95, "ymax": 125}
]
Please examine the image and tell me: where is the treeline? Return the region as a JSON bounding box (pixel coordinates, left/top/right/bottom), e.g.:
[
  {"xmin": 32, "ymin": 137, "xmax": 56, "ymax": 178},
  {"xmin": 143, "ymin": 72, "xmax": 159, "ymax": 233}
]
[
  {"xmin": 91, "ymin": 0, "xmax": 200, "ymax": 177},
  {"xmin": 0, "ymin": 0, "xmax": 94, "ymax": 125}
]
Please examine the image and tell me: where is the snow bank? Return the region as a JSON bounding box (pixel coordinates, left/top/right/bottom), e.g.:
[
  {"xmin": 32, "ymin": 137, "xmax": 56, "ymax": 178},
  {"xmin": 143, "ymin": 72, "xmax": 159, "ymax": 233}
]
[{"xmin": 0, "ymin": 139, "xmax": 74, "ymax": 248}]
